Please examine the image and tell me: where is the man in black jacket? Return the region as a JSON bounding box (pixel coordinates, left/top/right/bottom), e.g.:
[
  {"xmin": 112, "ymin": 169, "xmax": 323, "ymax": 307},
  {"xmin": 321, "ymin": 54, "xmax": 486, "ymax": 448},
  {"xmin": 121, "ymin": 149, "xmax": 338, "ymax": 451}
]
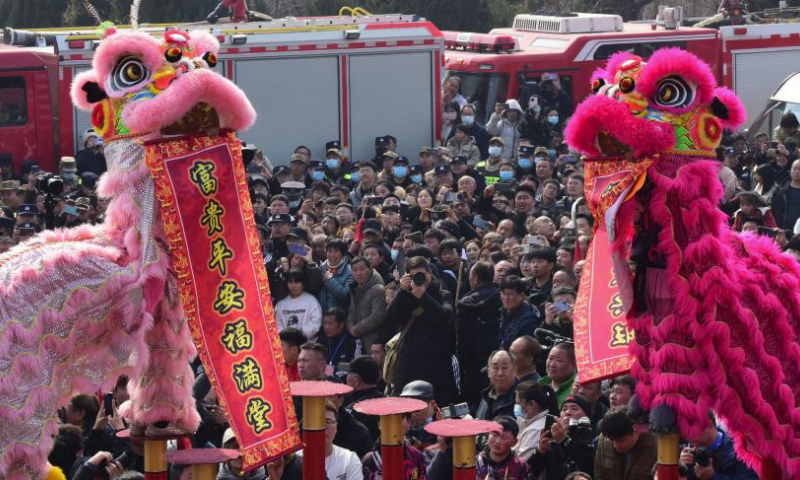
[
  {"xmin": 344, "ymin": 355, "xmax": 385, "ymax": 442},
  {"xmin": 456, "ymin": 261, "xmax": 502, "ymax": 409},
  {"xmin": 386, "ymin": 256, "xmax": 458, "ymax": 406}
]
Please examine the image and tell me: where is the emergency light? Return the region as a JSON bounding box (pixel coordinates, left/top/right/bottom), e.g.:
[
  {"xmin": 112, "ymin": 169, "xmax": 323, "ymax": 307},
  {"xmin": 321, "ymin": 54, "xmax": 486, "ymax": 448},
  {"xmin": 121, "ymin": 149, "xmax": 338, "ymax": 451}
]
[{"xmin": 443, "ymin": 31, "xmax": 517, "ymax": 53}]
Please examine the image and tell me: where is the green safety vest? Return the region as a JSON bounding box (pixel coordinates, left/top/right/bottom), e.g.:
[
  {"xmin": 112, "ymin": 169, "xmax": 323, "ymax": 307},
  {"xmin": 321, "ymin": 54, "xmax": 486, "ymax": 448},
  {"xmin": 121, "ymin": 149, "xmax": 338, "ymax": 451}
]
[{"xmin": 476, "ymin": 161, "xmax": 500, "ymax": 185}]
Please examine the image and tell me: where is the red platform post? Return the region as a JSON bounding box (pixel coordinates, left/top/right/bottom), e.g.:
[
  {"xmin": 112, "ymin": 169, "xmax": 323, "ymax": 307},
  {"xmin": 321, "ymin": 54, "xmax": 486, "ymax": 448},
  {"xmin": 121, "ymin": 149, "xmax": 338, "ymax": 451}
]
[
  {"xmin": 354, "ymin": 397, "xmax": 428, "ymax": 480},
  {"xmin": 165, "ymin": 448, "xmax": 240, "ymax": 480},
  {"xmin": 656, "ymin": 434, "xmax": 680, "ymax": 480},
  {"xmin": 425, "ymin": 419, "xmax": 502, "ymax": 480},
  {"xmin": 290, "ymin": 381, "xmax": 353, "ymax": 480},
  {"xmin": 760, "ymin": 457, "xmax": 782, "ymax": 480}
]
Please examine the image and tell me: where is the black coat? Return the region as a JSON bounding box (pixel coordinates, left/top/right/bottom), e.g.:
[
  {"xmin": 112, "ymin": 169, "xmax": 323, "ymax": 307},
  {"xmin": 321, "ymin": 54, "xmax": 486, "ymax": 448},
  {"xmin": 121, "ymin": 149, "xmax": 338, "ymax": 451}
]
[
  {"xmin": 345, "ymin": 387, "xmax": 385, "ymax": 442},
  {"xmin": 455, "ymin": 283, "xmax": 502, "ymax": 409},
  {"xmin": 386, "ymin": 280, "xmax": 458, "ymax": 406},
  {"xmin": 333, "ymin": 406, "xmax": 373, "ymax": 459}
]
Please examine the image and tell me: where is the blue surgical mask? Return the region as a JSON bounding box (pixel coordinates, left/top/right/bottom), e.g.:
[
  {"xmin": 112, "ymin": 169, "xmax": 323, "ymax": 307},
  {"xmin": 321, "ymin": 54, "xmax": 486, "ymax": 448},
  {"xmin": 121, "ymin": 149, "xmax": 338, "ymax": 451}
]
[
  {"xmin": 548, "ymin": 115, "xmax": 559, "ymax": 125},
  {"xmin": 499, "ymin": 170, "xmax": 514, "ymax": 181},
  {"xmin": 326, "ymin": 159, "xmax": 340, "ymax": 169},
  {"xmin": 289, "ymin": 200, "xmax": 301, "ymax": 209},
  {"xmin": 514, "ymin": 404, "xmax": 525, "ymax": 419},
  {"xmin": 462, "ymin": 115, "xmax": 475, "ymax": 126},
  {"xmin": 311, "ymin": 170, "xmax": 326, "ymax": 181},
  {"xmin": 393, "ymin": 166, "xmax": 408, "ymax": 178},
  {"xmin": 488, "ymin": 146, "xmax": 502, "ymax": 157},
  {"xmin": 518, "ymin": 157, "xmax": 532, "ymax": 169},
  {"xmin": 411, "ymin": 174, "xmax": 423, "ymax": 184},
  {"xmin": 390, "ymin": 249, "xmax": 399, "ymax": 261},
  {"xmin": 350, "ymin": 171, "xmax": 360, "ymax": 183}
]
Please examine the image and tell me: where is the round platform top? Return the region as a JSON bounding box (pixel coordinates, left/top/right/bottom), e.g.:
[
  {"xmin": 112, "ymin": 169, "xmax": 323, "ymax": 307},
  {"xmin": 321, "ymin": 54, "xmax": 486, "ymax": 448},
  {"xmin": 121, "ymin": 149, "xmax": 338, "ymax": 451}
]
[
  {"xmin": 424, "ymin": 419, "xmax": 502, "ymax": 437},
  {"xmin": 115, "ymin": 428, "xmax": 131, "ymax": 439},
  {"xmin": 353, "ymin": 397, "xmax": 427, "ymax": 416},
  {"xmin": 165, "ymin": 448, "xmax": 241, "ymax": 465},
  {"xmin": 290, "ymin": 380, "xmax": 353, "ymax": 397}
]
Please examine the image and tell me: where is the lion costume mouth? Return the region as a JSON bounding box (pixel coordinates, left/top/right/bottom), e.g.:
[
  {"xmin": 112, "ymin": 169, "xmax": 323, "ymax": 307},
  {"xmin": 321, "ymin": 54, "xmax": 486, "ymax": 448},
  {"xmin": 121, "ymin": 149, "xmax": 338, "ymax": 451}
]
[
  {"xmin": 160, "ymin": 102, "xmax": 221, "ymax": 136},
  {"xmin": 596, "ymin": 131, "xmax": 632, "ymax": 157}
]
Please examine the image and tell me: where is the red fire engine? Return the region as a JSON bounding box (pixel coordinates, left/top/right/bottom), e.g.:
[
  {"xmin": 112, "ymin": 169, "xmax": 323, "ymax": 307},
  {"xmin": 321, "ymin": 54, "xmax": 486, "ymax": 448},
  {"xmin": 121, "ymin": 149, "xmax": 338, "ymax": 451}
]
[
  {"xmin": 443, "ymin": 10, "xmax": 800, "ymax": 130},
  {"xmin": 0, "ymin": 12, "xmax": 444, "ymax": 172}
]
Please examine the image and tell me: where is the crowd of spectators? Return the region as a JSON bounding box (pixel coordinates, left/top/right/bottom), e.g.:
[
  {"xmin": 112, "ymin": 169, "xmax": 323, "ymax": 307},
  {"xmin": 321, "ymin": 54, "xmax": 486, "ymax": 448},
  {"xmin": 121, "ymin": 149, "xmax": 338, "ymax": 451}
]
[{"xmin": 8, "ymin": 87, "xmax": 800, "ymax": 480}]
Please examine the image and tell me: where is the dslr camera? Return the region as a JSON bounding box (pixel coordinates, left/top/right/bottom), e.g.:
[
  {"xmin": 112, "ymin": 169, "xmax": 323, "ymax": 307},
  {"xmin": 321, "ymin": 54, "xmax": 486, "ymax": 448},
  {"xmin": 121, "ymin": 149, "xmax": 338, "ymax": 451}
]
[
  {"xmin": 411, "ymin": 272, "xmax": 427, "ymax": 286},
  {"xmin": 36, "ymin": 172, "xmax": 64, "ymax": 196},
  {"xmin": 568, "ymin": 416, "xmax": 593, "ymax": 444},
  {"xmin": 693, "ymin": 447, "xmax": 712, "ymax": 467}
]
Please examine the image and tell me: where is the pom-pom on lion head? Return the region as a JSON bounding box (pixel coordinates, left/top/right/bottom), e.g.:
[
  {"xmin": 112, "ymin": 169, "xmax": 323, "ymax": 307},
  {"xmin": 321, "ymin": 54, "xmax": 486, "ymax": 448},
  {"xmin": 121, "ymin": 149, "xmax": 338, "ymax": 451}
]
[{"xmin": 566, "ymin": 48, "xmax": 745, "ymax": 159}]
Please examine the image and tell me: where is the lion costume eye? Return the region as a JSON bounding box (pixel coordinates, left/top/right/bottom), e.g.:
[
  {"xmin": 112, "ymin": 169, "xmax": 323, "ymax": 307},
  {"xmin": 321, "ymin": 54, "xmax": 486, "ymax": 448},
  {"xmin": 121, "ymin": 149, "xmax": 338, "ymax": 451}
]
[
  {"xmin": 110, "ymin": 56, "xmax": 150, "ymax": 91},
  {"xmin": 203, "ymin": 52, "xmax": 218, "ymax": 69},
  {"xmin": 165, "ymin": 47, "xmax": 183, "ymax": 63},
  {"xmin": 654, "ymin": 75, "xmax": 694, "ymax": 108}
]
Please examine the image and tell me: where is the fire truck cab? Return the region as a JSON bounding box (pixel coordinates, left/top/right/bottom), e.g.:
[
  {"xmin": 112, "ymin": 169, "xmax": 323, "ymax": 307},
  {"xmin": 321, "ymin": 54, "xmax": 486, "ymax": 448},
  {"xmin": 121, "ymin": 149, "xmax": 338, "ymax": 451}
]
[{"xmin": 444, "ymin": 11, "xmax": 800, "ymax": 129}]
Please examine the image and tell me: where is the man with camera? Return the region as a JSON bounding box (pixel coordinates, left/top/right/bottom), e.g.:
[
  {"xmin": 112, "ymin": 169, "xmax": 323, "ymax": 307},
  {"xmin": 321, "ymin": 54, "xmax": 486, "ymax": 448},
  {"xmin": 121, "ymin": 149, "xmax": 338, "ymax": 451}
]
[
  {"xmin": 594, "ymin": 407, "xmax": 657, "ymax": 480},
  {"xmin": 679, "ymin": 413, "xmax": 757, "ymax": 480},
  {"xmin": 530, "ymin": 394, "xmax": 595, "ymax": 480},
  {"xmin": 385, "ymin": 256, "xmax": 458, "ymax": 406}
]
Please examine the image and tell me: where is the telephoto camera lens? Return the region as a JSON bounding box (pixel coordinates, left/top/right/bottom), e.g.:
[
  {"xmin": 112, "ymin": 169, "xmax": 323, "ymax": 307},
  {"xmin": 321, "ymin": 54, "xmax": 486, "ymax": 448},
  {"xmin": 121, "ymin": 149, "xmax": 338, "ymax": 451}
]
[{"xmin": 412, "ymin": 272, "xmax": 427, "ymax": 286}]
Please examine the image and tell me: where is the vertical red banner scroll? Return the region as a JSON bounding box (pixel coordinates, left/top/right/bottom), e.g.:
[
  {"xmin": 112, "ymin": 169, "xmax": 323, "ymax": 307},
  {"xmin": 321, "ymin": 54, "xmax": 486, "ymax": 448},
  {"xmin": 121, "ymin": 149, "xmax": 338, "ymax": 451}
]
[
  {"xmin": 573, "ymin": 156, "xmax": 651, "ymax": 382},
  {"xmin": 145, "ymin": 131, "xmax": 301, "ymax": 470}
]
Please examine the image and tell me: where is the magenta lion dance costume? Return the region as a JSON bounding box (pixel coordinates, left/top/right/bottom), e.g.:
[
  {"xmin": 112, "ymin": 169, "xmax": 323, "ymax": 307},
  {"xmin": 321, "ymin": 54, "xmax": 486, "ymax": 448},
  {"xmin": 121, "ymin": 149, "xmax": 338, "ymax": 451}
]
[
  {"xmin": 566, "ymin": 48, "xmax": 800, "ymax": 478},
  {"xmin": 0, "ymin": 10, "xmax": 256, "ymax": 479}
]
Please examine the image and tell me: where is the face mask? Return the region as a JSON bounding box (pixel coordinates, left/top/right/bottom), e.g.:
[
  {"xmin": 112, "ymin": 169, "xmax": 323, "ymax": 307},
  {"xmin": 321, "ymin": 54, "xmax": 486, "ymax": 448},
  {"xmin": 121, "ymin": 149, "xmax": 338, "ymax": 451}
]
[
  {"xmin": 499, "ymin": 170, "xmax": 514, "ymax": 182},
  {"xmin": 488, "ymin": 146, "xmax": 502, "ymax": 157},
  {"xmin": 443, "ymin": 112, "xmax": 457, "ymax": 121},
  {"xmin": 393, "ymin": 166, "xmax": 408, "ymax": 178},
  {"xmin": 289, "ymin": 200, "xmax": 301, "ymax": 209},
  {"xmin": 410, "ymin": 174, "xmax": 423, "ymax": 184},
  {"xmin": 311, "ymin": 170, "xmax": 325, "ymax": 181},
  {"xmin": 390, "ymin": 249, "xmax": 399, "ymax": 261},
  {"xmin": 518, "ymin": 157, "xmax": 532, "ymax": 169},
  {"xmin": 326, "ymin": 159, "xmax": 340, "ymax": 169},
  {"xmin": 462, "ymin": 115, "xmax": 475, "ymax": 126},
  {"xmin": 350, "ymin": 172, "xmax": 360, "ymax": 183},
  {"xmin": 548, "ymin": 115, "xmax": 559, "ymax": 125},
  {"xmin": 514, "ymin": 404, "xmax": 525, "ymax": 419}
]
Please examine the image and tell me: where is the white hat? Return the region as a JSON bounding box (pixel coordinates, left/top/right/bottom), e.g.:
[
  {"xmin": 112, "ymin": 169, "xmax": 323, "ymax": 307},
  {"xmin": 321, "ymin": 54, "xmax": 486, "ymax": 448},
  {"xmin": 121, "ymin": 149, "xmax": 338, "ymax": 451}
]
[
  {"xmin": 222, "ymin": 428, "xmax": 237, "ymax": 446},
  {"xmin": 80, "ymin": 128, "xmax": 99, "ymax": 147}
]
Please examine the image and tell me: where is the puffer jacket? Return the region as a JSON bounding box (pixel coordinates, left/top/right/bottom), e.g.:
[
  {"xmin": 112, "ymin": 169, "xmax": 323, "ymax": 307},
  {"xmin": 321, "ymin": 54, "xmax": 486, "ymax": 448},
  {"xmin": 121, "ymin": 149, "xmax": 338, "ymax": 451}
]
[
  {"xmin": 487, "ymin": 99, "xmax": 523, "ymax": 160},
  {"xmin": 318, "ymin": 260, "xmax": 353, "ymax": 312},
  {"xmin": 346, "ymin": 269, "xmax": 387, "ymax": 351},
  {"xmin": 446, "ymin": 135, "xmax": 481, "ymax": 166}
]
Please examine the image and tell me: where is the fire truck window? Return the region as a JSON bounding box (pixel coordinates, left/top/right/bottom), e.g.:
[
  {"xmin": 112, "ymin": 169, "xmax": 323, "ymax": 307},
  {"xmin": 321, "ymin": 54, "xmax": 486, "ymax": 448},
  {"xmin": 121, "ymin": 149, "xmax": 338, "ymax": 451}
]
[
  {"xmin": 445, "ymin": 72, "xmax": 509, "ymax": 124},
  {"xmin": 0, "ymin": 77, "xmax": 27, "ymax": 127},
  {"xmin": 593, "ymin": 41, "xmax": 688, "ymax": 61},
  {"xmin": 520, "ymin": 75, "xmax": 575, "ymax": 120}
]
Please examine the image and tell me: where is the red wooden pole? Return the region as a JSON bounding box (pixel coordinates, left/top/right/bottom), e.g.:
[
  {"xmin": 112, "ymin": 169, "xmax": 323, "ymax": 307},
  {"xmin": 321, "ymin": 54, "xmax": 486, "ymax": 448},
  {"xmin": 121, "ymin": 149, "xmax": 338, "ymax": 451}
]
[
  {"xmin": 144, "ymin": 439, "xmax": 168, "ymax": 480},
  {"xmin": 302, "ymin": 397, "xmax": 326, "ymax": 480},
  {"xmin": 760, "ymin": 457, "xmax": 782, "ymax": 480},
  {"xmin": 656, "ymin": 434, "xmax": 680, "ymax": 480}
]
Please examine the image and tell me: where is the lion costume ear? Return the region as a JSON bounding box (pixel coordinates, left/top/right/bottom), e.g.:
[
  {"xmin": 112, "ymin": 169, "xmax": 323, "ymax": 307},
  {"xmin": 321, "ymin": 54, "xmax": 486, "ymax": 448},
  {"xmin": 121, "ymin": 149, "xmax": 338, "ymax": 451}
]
[
  {"xmin": 71, "ymin": 70, "xmax": 106, "ymax": 110},
  {"xmin": 711, "ymin": 87, "xmax": 747, "ymax": 130}
]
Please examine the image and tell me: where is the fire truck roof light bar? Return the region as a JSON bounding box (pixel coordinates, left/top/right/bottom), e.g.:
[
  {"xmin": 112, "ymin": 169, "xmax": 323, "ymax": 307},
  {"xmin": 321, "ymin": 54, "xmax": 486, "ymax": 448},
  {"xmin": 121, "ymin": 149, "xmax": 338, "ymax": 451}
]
[{"xmin": 442, "ymin": 31, "xmax": 517, "ymax": 53}]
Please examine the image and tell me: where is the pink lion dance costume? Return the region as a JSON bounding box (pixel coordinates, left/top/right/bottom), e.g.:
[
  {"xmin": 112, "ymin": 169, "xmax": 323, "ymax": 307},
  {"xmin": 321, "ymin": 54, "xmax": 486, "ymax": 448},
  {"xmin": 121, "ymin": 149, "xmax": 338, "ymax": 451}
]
[
  {"xmin": 567, "ymin": 48, "xmax": 800, "ymax": 478},
  {"xmin": 0, "ymin": 24, "xmax": 255, "ymax": 479}
]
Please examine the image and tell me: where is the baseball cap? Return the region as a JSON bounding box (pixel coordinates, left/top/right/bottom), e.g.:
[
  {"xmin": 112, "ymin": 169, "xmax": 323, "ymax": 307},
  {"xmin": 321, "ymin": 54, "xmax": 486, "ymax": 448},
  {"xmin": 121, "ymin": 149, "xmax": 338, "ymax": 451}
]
[
  {"xmin": 267, "ymin": 213, "xmax": 293, "ymax": 225},
  {"xmin": 382, "ymin": 151, "xmax": 399, "ymax": 160},
  {"xmin": 326, "ymin": 140, "xmax": 342, "ymax": 151},
  {"xmin": 17, "ymin": 204, "xmax": 37, "ymax": 216},
  {"xmin": 419, "ymin": 146, "xmax": 432, "ymax": 154},
  {"xmin": 16, "ymin": 221, "xmax": 36, "ymax": 232},
  {"xmin": 435, "ymin": 164, "xmax": 451, "ymax": 175},
  {"xmin": 400, "ymin": 380, "xmax": 435, "ymax": 401},
  {"xmin": 290, "ymin": 153, "xmax": 307, "ymax": 164},
  {"xmin": 80, "ymin": 128, "xmax": 99, "ymax": 147},
  {"xmin": 489, "ymin": 137, "xmax": 505, "ymax": 146},
  {"xmin": 349, "ymin": 356, "xmax": 381, "ymax": 384},
  {"xmin": 249, "ymin": 175, "xmax": 269, "ymax": 187},
  {"xmin": 362, "ymin": 219, "xmax": 383, "ymax": 235},
  {"xmin": 0, "ymin": 180, "xmax": 20, "ymax": 191},
  {"xmin": 534, "ymin": 146, "xmax": 549, "ymax": 156},
  {"xmin": 409, "ymin": 165, "xmax": 424, "ymax": 175},
  {"xmin": 222, "ymin": 428, "xmax": 237, "ymax": 446},
  {"xmin": 518, "ymin": 145, "xmax": 535, "ymax": 156},
  {"xmin": 273, "ymin": 165, "xmax": 289, "ymax": 176},
  {"xmin": 451, "ymin": 155, "xmax": 467, "ymax": 165},
  {"xmin": 288, "ymin": 227, "xmax": 310, "ymax": 244},
  {"xmin": 394, "ymin": 156, "xmax": 410, "ymax": 165},
  {"xmin": 375, "ymin": 136, "xmax": 389, "ymax": 145},
  {"xmin": 309, "ymin": 160, "xmax": 325, "ymax": 170},
  {"xmin": 280, "ymin": 181, "xmax": 306, "ymax": 191}
]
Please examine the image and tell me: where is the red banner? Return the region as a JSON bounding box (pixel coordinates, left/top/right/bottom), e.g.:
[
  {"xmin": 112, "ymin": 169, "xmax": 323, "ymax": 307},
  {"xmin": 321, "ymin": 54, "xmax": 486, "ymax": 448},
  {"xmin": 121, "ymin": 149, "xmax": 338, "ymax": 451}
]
[
  {"xmin": 573, "ymin": 157, "xmax": 651, "ymax": 381},
  {"xmin": 145, "ymin": 132, "xmax": 301, "ymax": 469}
]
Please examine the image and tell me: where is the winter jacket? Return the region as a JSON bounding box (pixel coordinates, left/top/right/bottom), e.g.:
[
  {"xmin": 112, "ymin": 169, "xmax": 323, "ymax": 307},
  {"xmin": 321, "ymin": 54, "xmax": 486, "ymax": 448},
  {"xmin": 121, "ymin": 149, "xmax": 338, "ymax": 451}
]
[
  {"xmin": 731, "ymin": 206, "xmax": 778, "ymax": 231},
  {"xmin": 683, "ymin": 429, "xmax": 758, "ymax": 480},
  {"xmin": 319, "ymin": 261, "xmax": 354, "ymax": 312},
  {"xmin": 516, "ymin": 410, "xmax": 548, "ymax": 463},
  {"xmin": 594, "ymin": 431, "xmax": 657, "ymax": 480},
  {"xmin": 334, "ymin": 406, "xmax": 374, "ymax": 459},
  {"xmin": 217, "ymin": 464, "xmax": 267, "ymax": 480},
  {"xmin": 530, "ymin": 434, "xmax": 595, "ymax": 480},
  {"xmin": 475, "ymin": 382, "xmax": 518, "ymax": 421},
  {"xmin": 362, "ymin": 442, "xmax": 427, "ymax": 480},
  {"xmin": 386, "ymin": 280, "xmax": 458, "ymax": 406},
  {"xmin": 455, "ymin": 283, "xmax": 503, "ymax": 408},
  {"xmin": 445, "ymin": 135, "xmax": 481, "ymax": 166},
  {"xmin": 446, "ymin": 121, "xmax": 492, "ymax": 158},
  {"xmin": 487, "ymin": 99, "xmax": 524, "ymax": 160},
  {"xmin": 499, "ymin": 301, "xmax": 541, "ymax": 349},
  {"xmin": 475, "ymin": 449, "xmax": 533, "ymax": 480},
  {"xmin": 773, "ymin": 126, "xmax": 800, "ymax": 146},
  {"xmin": 346, "ymin": 387, "xmax": 385, "ymax": 442},
  {"xmin": 346, "ymin": 270, "xmax": 387, "ymax": 351}
]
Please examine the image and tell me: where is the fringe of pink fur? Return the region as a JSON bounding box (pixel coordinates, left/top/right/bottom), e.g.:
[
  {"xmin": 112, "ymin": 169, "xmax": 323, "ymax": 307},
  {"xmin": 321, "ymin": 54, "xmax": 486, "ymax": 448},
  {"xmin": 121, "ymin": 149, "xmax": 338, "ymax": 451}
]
[{"xmin": 628, "ymin": 159, "xmax": 800, "ymax": 477}]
